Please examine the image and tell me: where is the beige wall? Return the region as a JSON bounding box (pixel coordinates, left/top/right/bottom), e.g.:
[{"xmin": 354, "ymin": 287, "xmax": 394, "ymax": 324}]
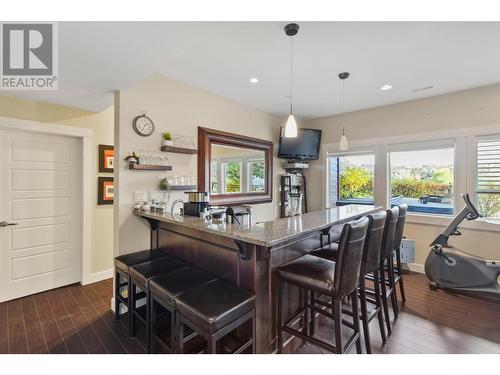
[
  {"xmin": 0, "ymin": 95, "xmax": 114, "ymax": 274},
  {"xmin": 115, "ymin": 74, "xmax": 283, "ymax": 256},
  {"xmin": 303, "ymin": 84, "xmax": 500, "ymax": 267}
]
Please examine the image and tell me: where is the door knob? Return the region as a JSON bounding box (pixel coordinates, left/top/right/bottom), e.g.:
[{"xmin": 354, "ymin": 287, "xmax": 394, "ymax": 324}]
[{"xmin": 0, "ymin": 221, "xmax": 17, "ymax": 227}]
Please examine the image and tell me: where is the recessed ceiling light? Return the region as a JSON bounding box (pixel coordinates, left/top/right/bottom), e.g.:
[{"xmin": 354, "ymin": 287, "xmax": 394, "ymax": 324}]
[
  {"xmin": 250, "ymin": 77, "xmax": 259, "ymax": 84},
  {"xmin": 380, "ymin": 84, "xmax": 392, "ymax": 91}
]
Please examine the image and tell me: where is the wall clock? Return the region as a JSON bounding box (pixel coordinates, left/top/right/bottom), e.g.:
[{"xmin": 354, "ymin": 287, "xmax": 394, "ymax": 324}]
[{"xmin": 132, "ymin": 113, "xmax": 155, "ymax": 137}]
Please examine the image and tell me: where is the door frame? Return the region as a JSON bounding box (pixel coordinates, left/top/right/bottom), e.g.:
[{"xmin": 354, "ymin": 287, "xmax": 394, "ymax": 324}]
[{"xmin": 0, "ymin": 116, "xmax": 94, "ymax": 285}]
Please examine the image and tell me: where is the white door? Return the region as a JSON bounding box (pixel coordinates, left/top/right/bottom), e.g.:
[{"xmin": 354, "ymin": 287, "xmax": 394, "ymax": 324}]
[{"xmin": 0, "ymin": 129, "xmax": 82, "ymax": 303}]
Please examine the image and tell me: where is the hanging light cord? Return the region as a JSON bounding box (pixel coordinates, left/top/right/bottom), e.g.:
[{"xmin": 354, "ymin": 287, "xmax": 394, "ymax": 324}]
[
  {"xmin": 290, "ymin": 36, "xmax": 293, "ymax": 115},
  {"xmin": 341, "ymin": 75, "xmax": 346, "ymax": 135}
]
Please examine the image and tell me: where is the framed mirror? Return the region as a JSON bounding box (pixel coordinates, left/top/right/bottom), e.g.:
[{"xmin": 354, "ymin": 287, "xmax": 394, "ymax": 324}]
[{"xmin": 198, "ymin": 127, "xmax": 273, "ymax": 205}]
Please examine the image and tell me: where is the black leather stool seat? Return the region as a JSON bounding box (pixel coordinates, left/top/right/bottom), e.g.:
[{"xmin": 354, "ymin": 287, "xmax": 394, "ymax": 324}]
[
  {"xmin": 114, "ymin": 249, "xmax": 166, "ymax": 273},
  {"xmin": 176, "ymin": 280, "xmax": 255, "ymax": 333},
  {"xmin": 277, "ymin": 254, "xmax": 338, "ymax": 296},
  {"xmin": 150, "ymin": 267, "xmax": 218, "ymax": 306},
  {"xmin": 130, "ymin": 257, "xmax": 186, "ymax": 289},
  {"xmin": 311, "ymin": 243, "xmax": 339, "ymax": 262}
]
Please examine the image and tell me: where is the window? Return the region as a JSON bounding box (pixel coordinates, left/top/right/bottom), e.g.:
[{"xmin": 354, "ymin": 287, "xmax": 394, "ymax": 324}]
[
  {"xmin": 248, "ymin": 159, "xmax": 265, "ymax": 192},
  {"xmin": 389, "ymin": 145, "xmax": 454, "ymax": 215},
  {"xmin": 222, "ymin": 161, "xmax": 242, "ymax": 193},
  {"xmin": 328, "ymin": 153, "xmax": 375, "ymax": 207},
  {"xmin": 210, "ymin": 160, "xmax": 218, "ymax": 193},
  {"xmin": 212, "ymin": 157, "xmax": 266, "ymax": 195},
  {"xmin": 476, "ymin": 136, "xmax": 500, "ymax": 218},
  {"xmin": 324, "ymin": 130, "xmax": 500, "ymax": 228}
]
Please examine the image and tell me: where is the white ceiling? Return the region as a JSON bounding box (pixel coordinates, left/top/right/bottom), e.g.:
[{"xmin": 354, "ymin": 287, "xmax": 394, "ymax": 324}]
[{"xmin": 3, "ymin": 21, "xmax": 500, "ymax": 119}]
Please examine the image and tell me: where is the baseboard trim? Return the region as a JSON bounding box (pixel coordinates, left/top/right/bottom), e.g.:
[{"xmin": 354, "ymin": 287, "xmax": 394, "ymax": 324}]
[
  {"xmin": 406, "ymin": 262, "xmax": 424, "ymax": 274},
  {"xmin": 84, "ymin": 269, "xmax": 113, "ymax": 285}
]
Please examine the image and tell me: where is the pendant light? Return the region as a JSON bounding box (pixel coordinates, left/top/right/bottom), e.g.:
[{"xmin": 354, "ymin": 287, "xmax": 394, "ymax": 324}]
[
  {"xmin": 338, "ymin": 72, "xmax": 350, "ymax": 151},
  {"xmin": 284, "ymin": 23, "xmax": 299, "ymax": 138}
]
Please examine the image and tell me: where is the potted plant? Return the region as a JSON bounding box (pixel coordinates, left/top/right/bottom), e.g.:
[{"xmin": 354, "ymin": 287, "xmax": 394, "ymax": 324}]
[
  {"xmin": 159, "ymin": 177, "xmax": 169, "ymax": 191},
  {"xmin": 162, "ymin": 132, "xmax": 173, "ymax": 147}
]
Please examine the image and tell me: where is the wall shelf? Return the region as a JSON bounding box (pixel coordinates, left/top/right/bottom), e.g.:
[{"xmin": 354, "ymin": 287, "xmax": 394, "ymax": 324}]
[
  {"xmin": 129, "ymin": 164, "xmax": 172, "ymax": 171},
  {"xmin": 161, "ymin": 145, "xmax": 198, "ymax": 154},
  {"xmin": 169, "ymin": 185, "xmax": 198, "ymax": 191}
]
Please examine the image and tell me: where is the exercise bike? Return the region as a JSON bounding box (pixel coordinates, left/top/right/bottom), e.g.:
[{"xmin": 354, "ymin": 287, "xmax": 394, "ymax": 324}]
[{"xmin": 425, "ymin": 193, "xmax": 500, "ymax": 301}]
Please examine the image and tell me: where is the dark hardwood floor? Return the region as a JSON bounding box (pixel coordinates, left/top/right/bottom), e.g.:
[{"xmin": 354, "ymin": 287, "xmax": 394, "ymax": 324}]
[{"xmin": 0, "ymin": 273, "xmax": 499, "ymax": 354}]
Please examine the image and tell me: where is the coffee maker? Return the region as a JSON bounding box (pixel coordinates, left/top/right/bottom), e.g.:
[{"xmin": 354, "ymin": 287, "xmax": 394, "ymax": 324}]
[
  {"xmin": 183, "ymin": 191, "xmax": 210, "ymax": 217},
  {"xmin": 280, "ymin": 173, "xmax": 307, "ymax": 218}
]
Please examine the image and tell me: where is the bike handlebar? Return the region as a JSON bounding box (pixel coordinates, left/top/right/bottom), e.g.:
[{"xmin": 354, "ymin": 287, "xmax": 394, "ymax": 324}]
[{"xmin": 462, "ymin": 193, "xmax": 481, "ymax": 220}]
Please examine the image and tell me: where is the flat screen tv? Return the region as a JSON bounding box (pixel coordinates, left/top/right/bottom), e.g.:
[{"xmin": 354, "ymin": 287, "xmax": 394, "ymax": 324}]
[{"xmin": 278, "ymin": 128, "xmax": 322, "ymax": 160}]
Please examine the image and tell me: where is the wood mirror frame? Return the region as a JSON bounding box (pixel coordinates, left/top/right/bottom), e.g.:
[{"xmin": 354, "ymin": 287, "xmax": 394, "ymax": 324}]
[{"xmin": 198, "ymin": 127, "xmax": 273, "ymax": 205}]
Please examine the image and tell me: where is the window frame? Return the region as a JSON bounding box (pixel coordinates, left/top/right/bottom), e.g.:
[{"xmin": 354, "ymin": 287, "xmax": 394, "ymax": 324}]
[
  {"xmin": 247, "ymin": 158, "xmax": 265, "ymax": 193},
  {"xmin": 326, "ymin": 151, "xmax": 376, "ymax": 207},
  {"xmin": 321, "ymin": 125, "xmax": 500, "ymax": 232},
  {"xmin": 220, "ymin": 159, "xmax": 243, "ymax": 194},
  {"xmin": 387, "ymin": 139, "xmax": 456, "ymax": 217}
]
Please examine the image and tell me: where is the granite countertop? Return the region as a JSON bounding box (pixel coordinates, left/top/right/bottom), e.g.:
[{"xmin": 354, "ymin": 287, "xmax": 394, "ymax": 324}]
[{"xmin": 134, "ymin": 204, "xmax": 381, "ymax": 248}]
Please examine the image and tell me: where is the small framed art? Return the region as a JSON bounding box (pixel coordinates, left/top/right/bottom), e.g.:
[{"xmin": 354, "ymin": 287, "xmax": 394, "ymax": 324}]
[
  {"xmin": 98, "ymin": 144, "xmax": 114, "ymax": 173},
  {"xmin": 98, "ymin": 177, "xmax": 114, "ymax": 205}
]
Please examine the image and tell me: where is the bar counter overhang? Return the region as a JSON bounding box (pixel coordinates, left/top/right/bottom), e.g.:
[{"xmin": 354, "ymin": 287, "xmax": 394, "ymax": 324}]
[{"xmin": 135, "ymin": 204, "xmax": 380, "ymax": 353}]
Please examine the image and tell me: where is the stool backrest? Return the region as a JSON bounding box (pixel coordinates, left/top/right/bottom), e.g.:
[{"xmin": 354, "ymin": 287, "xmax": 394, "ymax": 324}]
[
  {"xmin": 381, "ymin": 206, "xmax": 399, "ymax": 258},
  {"xmin": 361, "ymin": 211, "xmax": 388, "ymax": 275},
  {"xmin": 334, "ymin": 216, "xmax": 369, "ymax": 297},
  {"xmin": 393, "ymin": 204, "xmax": 408, "ymax": 250}
]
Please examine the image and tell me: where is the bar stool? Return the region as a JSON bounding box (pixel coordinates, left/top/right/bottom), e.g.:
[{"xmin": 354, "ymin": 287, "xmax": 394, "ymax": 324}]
[
  {"xmin": 149, "ymin": 267, "xmax": 218, "ymax": 353},
  {"xmin": 355, "ymin": 211, "xmax": 387, "ymax": 353},
  {"xmin": 175, "ymin": 280, "xmax": 256, "ymax": 354},
  {"xmin": 312, "ymin": 212, "xmax": 388, "ymax": 353},
  {"xmin": 276, "ymin": 216, "xmax": 369, "ymax": 354},
  {"xmin": 129, "ymin": 257, "xmax": 186, "ymax": 351},
  {"xmin": 114, "ymin": 249, "xmax": 166, "ymax": 331},
  {"xmin": 378, "ymin": 206, "xmax": 399, "ymax": 333},
  {"xmin": 392, "ymin": 204, "xmax": 408, "ymax": 305}
]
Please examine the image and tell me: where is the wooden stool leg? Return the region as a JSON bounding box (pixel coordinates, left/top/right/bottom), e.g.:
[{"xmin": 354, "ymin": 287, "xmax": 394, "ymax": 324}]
[
  {"xmin": 304, "ymin": 288, "xmax": 311, "ymax": 336},
  {"xmin": 359, "ymin": 278, "xmax": 371, "ymax": 354},
  {"xmin": 310, "ymin": 291, "xmax": 316, "ymax": 335},
  {"xmin": 333, "ymin": 298, "xmax": 343, "ymax": 354},
  {"xmin": 396, "ymin": 248, "xmax": 407, "ymax": 303},
  {"xmin": 373, "ymin": 270, "xmax": 387, "ymax": 343},
  {"xmin": 114, "ymin": 271, "xmax": 120, "ymax": 320},
  {"xmin": 207, "ymin": 336, "xmax": 217, "ymax": 354},
  {"xmin": 170, "ymin": 310, "xmax": 176, "ymax": 352},
  {"xmin": 252, "ymin": 309, "xmax": 256, "ymax": 354},
  {"xmin": 146, "ymin": 290, "xmax": 151, "ymax": 353},
  {"xmin": 149, "ymin": 295, "xmax": 156, "ymax": 354},
  {"xmin": 129, "ymin": 280, "xmax": 137, "ymax": 336},
  {"xmin": 277, "ymin": 279, "xmax": 284, "ymax": 354},
  {"xmin": 351, "ymin": 290, "xmax": 362, "ymax": 354},
  {"xmin": 387, "ymin": 254, "xmax": 399, "ymax": 318},
  {"xmin": 379, "ymin": 262, "xmax": 392, "ymax": 336},
  {"xmin": 175, "ymin": 315, "xmax": 184, "ymax": 354}
]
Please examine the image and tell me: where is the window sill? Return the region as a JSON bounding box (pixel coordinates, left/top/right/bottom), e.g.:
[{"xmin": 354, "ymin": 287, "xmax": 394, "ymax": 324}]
[{"xmin": 407, "ymin": 213, "xmax": 500, "ymax": 232}]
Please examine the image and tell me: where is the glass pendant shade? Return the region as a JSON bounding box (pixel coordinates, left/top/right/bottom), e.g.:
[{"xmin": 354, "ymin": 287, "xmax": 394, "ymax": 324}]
[
  {"xmin": 284, "ymin": 114, "xmax": 298, "ymax": 138},
  {"xmin": 339, "ymin": 133, "xmax": 349, "ymax": 151}
]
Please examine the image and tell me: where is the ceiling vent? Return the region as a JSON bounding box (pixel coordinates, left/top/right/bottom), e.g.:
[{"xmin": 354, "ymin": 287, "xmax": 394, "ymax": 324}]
[{"xmin": 412, "ymin": 85, "xmax": 434, "ymax": 93}]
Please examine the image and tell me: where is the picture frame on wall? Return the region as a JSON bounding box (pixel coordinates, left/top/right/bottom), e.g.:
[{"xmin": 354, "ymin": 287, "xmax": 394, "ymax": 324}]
[
  {"xmin": 98, "ymin": 144, "xmax": 114, "ymax": 173},
  {"xmin": 98, "ymin": 177, "xmax": 114, "ymax": 205}
]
